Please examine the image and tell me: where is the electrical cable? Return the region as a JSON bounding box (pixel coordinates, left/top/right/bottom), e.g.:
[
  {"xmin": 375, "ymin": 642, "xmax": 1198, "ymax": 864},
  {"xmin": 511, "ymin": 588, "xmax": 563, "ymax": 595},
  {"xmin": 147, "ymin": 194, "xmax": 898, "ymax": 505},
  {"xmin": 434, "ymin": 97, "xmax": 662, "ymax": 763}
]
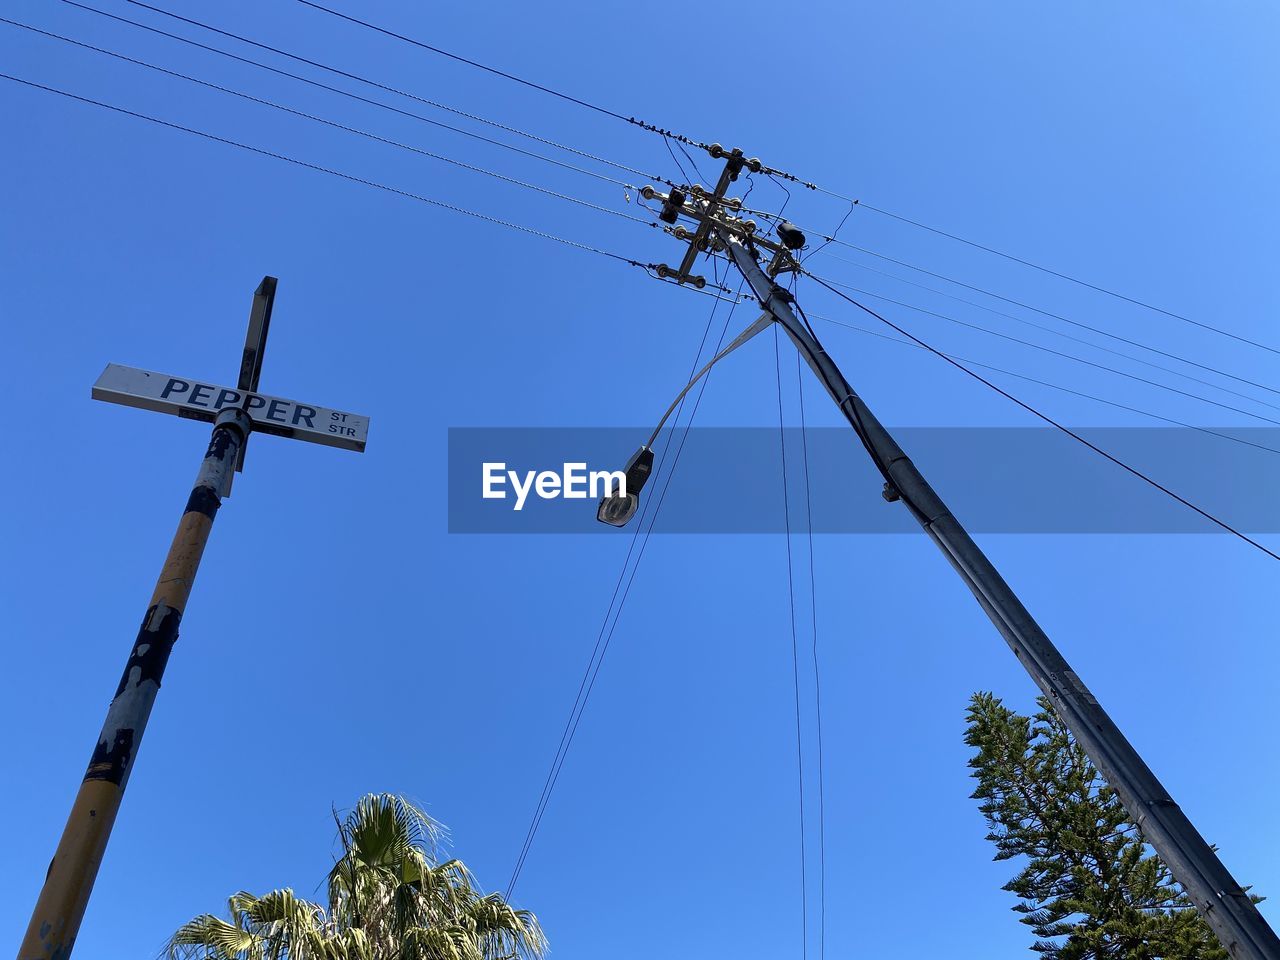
[
  {"xmin": 290, "ymin": 0, "xmax": 634, "ymax": 123},
  {"xmin": 57, "ymin": 0, "xmax": 666, "ymax": 191},
  {"xmin": 809, "ymin": 311, "xmax": 1280, "ymax": 458},
  {"xmin": 1, "ymin": 17, "xmax": 659, "ymax": 230},
  {"xmin": 774, "ymin": 325, "xmax": 808, "ymax": 960},
  {"xmin": 0, "ymin": 73, "xmax": 655, "ymax": 270},
  {"xmin": 288, "ymin": 0, "xmax": 714, "ymax": 152},
  {"xmin": 812, "ymin": 249, "xmax": 1280, "ymax": 412},
  {"xmin": 506, "ymin": 269, "xmax": 748, "ymax": 898},
  {"xmin": 794, "ymin": 349, "xmax": 827, "ymax": 960},
  {"xmin": 807, "ymin": 273, "xmax": 1280, "ymax": 429},
  {"xmin": 675, "ymin": 138, "xmax": 710, "ymax": 185},
  {"xmin": 811, "ymin": 245, "xmax": 1280, "ymax": 398},
  {"xmin": 234, "ymin": 0, "xmax": 1280, "ymax": 360},
  {"xmin": 854, "ymin": 201, "xmax": 1280, "ymax": 356},
  {"xmin": 802, "ymin": 273, "xmax": 1280, "ymax": 562},
  {"xmin": 801, "ymin": 199, "xmax": 856, "ymax": 267},
  {"xmin": 111, "ymin": 0, "xmax": 676, "ymax": 187}
]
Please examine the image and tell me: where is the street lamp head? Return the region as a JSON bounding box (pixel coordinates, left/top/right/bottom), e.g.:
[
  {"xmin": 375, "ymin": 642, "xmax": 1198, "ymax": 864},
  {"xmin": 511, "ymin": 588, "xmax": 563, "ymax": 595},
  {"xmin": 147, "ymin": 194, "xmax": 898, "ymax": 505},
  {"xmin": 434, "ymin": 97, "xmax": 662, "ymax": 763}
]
[
  {"xmin": 596, "ymin": 489, "xmax": 640, "ymax": 527},
  {"xmin": 596, "ymin": 445, "xmax": 655, "ymax": 528}
]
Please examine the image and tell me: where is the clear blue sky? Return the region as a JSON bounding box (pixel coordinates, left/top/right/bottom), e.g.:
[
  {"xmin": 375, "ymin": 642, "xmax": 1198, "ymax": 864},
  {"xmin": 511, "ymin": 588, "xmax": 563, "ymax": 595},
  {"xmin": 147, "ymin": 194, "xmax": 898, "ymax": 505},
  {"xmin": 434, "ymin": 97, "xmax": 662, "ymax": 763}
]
[{"xmin": 3, "ymin": 1, "xmax": 1278, "ymax": 957}]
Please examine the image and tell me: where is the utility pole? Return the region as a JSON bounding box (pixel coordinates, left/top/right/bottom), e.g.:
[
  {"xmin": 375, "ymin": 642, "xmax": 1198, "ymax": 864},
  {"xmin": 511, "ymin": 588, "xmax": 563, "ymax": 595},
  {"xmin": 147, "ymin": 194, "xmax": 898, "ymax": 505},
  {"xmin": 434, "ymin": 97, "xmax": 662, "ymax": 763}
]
[
  {"xmin": 20, "ymin": 278, "xmax": 370, "ymax": 960},
  {"xmin": 617, "ymin": 154, "xmax": 1280, "ymax": 960}
]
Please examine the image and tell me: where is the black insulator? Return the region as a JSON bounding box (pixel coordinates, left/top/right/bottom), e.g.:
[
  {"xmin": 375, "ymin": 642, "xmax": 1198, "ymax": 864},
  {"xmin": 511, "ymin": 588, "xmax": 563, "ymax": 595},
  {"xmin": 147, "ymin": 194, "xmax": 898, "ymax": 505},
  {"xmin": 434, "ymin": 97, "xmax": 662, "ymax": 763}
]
[{"xmin": 777, "ymin": 221, "xmax": 806, "ymax": 250}]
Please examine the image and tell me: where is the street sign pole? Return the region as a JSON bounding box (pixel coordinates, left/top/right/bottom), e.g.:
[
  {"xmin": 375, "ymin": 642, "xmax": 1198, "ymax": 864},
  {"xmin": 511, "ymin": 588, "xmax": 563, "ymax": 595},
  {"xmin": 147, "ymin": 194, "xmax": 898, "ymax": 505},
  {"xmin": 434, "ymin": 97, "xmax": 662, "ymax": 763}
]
[{"xmin": 19, "ymin": 278, "xmax": 368, "ymax": 960}]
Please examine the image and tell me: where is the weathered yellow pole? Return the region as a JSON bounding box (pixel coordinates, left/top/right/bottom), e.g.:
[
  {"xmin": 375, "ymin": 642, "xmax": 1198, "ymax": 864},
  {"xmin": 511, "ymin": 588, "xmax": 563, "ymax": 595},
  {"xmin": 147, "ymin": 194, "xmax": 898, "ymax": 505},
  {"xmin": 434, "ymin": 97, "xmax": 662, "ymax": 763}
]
[{"xmin": 20, "ymin": 408, "xmax": 251, "ymax": 959}]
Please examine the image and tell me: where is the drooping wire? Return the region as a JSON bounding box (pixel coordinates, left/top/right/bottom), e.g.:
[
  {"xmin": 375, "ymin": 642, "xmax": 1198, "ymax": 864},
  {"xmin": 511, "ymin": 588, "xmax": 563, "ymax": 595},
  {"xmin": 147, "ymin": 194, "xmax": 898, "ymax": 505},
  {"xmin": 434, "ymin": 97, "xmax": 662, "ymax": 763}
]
[
  {"xmin": 810, "ymin": 244, "xmax": 1280, "ymax": 397},
  {"xmin": 1, "ymin": 73, "xmax": 654, "ymax": 269},
  {"xmin": 801, "ymin": 272, "xmax": 1280, "ymax": 562},
  {"xmin": 812, "ymin": 247, "xmax": 1280, "ymax": 410},
  {"xmin": 801, "ymin": 199, "xmax": 857, "ymax": 266},
  {"xmin": 675, "ymin": 138, "xmax": 710, "ymax": 185},
  {"xmin": 853, "ymin": 201, "xmax": 1280, "ymax": 356},
  {"xmin": 662, "ymin": 135, "xmax": 694, "ymax": 186},
  {"xmin": 1, "ymin": 17, "xmax": 659, "ymax": 231},
  {"xmin": 773, "ymin": 324, "xmax": 808, "ymax": 960},
  {"xmin": 505, "ymin": 267, "xmax": 748, "ymax": 899},
  {"xmin": 769, "ymin": 173, "xmax": 794, "ymax": 225},
  {"xmin": 807, "ymin": 273, "xmax": 1280, "ymax": 428},
  {"xmin": 794, "ymin": 349, "xmax": 827, "ymax": 960},
  {"xmin": 809, "ymin": 311, "xmax": 1280, "ymax": 458}
]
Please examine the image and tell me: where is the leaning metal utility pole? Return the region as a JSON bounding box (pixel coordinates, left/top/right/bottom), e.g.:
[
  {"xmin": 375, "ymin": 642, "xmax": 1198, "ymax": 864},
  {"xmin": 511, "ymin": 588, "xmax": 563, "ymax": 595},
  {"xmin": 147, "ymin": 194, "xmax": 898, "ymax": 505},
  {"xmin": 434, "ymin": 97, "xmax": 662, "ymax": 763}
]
[
  {"xmin": 630, "ymin": 151, "xmax": 1280, "ymax": 960},
  {"xmin": 20, "ymin": 278, "xmax": 370, "ymax": 960}
]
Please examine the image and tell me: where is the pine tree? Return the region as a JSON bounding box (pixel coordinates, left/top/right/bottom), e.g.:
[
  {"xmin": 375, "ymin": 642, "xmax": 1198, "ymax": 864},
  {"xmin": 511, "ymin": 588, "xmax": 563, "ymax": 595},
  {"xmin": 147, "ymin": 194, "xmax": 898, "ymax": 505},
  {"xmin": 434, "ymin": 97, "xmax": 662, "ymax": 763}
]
[{"xmin": 964, "ymin": 692, "xmax": 1246, "ymax": 960}]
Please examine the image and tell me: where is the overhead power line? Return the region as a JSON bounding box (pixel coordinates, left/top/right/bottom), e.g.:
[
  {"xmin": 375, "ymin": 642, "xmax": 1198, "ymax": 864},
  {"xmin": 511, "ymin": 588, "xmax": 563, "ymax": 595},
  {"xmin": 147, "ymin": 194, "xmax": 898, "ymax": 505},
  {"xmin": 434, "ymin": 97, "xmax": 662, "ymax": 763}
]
[
  {"xmin": 853, "ymin": 201, "xmax": 1280, "ymax": 356},
  {"xmin": 807, "ymin": 273, "xmax": 1280, "ymax": 429},
  {"xmin": 288, "ymin": 0, "xmax": 712, "ymax": 152},
  {"xmin": 793, "ymin": 350, "xmax": 827, "ymax": 960},
  {"xmin": 276, "ymin": 0, "xmax": 1280, "ymax": 360},
  {"xmin": 810, "ymin": 312, "xmax": 1280, "ymax": 458},
  {"xmin": 814, "ymin": 249, "xmax": 1280, "ymax": 411},
  {"xmin": 291, "ymin": 0, "xmax": 635, "ymax": 124},
  {"xmin": 1, "ymin": 73, "xmax": 652, "ymax": 269},
  {"xmin": 63, "ymin": 0, "xmax": 674, "ymax": 188},
  {"xmin": 2, "ymin": 17, "xmax": 655, "ymax": 230},
  {"xmin": 811, "ymin": 245, "xmax": 1280, "ymax": 399},
  {"xmin": 505, "ymin": 271, "xmax": 748, "ymax": 899},
  {"xmin": 773, "ymin": 326, "xmax": 809, "ymax": 960},
  {"xmin": 802, "ymin": 273, "xmax": 1280, "ymax": 562}
]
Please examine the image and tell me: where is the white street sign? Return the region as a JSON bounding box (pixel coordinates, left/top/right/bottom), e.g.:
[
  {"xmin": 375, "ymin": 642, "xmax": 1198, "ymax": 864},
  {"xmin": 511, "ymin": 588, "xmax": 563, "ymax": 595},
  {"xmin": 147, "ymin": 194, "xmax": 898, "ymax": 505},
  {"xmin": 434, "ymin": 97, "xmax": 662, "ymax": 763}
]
[{"xmin": 93, "ymin": 363, "xmax": 369, "ymax": 452}]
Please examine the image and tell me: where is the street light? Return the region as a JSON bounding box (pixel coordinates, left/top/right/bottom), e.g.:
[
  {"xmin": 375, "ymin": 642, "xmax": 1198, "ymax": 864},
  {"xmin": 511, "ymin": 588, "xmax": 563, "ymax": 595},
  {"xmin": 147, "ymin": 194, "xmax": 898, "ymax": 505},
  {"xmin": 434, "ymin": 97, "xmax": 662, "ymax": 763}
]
[
  {"xmin": 596, "ymin": 445, "xmax": 655, "ymax": 527},
  {"xmin": 594, "ymin": 311, "xmax": 774, "ymax": 527}
]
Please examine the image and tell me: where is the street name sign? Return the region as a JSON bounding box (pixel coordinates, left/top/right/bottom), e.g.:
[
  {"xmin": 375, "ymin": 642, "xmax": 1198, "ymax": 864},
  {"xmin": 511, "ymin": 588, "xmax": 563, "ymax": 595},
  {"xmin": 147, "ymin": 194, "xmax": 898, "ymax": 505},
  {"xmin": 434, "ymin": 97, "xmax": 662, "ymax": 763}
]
[{"xmin": 92, "ymin": 363, "xmax": 369, "ymax": 452}]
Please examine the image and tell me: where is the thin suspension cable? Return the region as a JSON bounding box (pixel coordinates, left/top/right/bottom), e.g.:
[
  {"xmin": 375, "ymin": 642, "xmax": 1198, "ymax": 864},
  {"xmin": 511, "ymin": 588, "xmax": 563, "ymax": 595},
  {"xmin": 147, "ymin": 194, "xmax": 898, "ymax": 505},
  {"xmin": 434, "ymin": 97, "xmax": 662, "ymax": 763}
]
[
  {"xmin": 115, "ymin": 0, "xmax": 676, "ymax": 186},
  {"xmin": 504, "ymin": 274, "xmax": 725, "ymax": 898},
  {"xmin": 506, "ymin": 273, "xmax": 747, "ymax": 898},
  {"xmin": 774, "ymin": 325, "xmax": 808, "ymax": 960},
  {"xmin": 809, "ymin": 311, "xmax": 1280, "ymax": 458},
  {"xmin": 811, "ymin": 244, "xmax": 1280, "ymax": 397},
  {"xmin": 291, "ymin": 0, "xmax": 634, "ymax": 123},
  {"xmin": 56, "ymin": 0, "xmax": 652, "ymax": 191},
  {"xmin": 288, "ymin": 0, "xmax": 712, "ymax": 151},
  {"xmin": 815, "ymin": 247, "xmax": 1280, "ymax": 411},
  {"xmin": 807, "ymin": 273, "xmax": 1280, "ymax": 429},
  {"xmin": 854, "ymin": 201, "xmax": 1280, "ymax": 356},
  {"xmin": 802, "ymin": 273, "xmax": 1280, "ymax": 562},
  {"xmin": 794, "ymin": 349, "xmax": 827, "ymax": 960},
  {"xmin": 2, "ymin": 18, "xmax": 656, "ymax": 230},
  {"xmin": 1, "ymin": 73, "xmax": 652, "ymax": 269},
  {"xmin": 506, "ymin": 282, "xmax": 744, "ymax": 897}
]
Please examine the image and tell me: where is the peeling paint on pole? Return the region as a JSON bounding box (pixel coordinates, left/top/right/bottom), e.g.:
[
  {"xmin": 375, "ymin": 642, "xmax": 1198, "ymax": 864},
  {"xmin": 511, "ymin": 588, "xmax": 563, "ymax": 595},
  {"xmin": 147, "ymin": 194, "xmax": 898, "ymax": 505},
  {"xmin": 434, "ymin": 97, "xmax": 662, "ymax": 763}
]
[{"xmin": 21, "ymin": 277, "xmax": 369, "ymax": 960}]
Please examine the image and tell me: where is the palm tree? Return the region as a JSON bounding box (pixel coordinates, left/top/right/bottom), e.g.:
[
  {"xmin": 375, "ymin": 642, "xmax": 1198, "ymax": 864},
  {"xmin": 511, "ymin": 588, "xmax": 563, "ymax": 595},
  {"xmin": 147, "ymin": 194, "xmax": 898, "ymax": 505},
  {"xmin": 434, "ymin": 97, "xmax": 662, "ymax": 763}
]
[{"xmin": 167, "ymin": 794, "xmax": 547, "ymax": 960}]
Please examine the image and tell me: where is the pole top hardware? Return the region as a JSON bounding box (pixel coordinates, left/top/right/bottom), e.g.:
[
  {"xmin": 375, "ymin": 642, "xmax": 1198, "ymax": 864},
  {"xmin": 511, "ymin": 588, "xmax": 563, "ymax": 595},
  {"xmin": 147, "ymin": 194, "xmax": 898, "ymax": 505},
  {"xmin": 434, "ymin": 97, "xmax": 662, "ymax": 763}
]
[
  {"xmin": 654, "ymin": 156, "xmax": 806, "ymax": 283},
  {"xmin": 654, "ymin": 264, "xmax": 706, "ymax": 289},
  {"xmin": 705, "ymin": 143, "xmax": 760, "ymax": 178}
]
